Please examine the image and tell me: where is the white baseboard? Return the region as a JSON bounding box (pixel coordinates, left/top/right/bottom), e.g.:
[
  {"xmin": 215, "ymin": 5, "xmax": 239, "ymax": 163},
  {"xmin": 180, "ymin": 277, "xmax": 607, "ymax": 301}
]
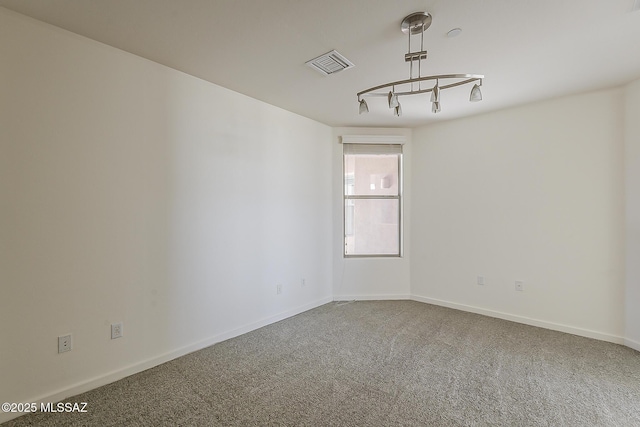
[
  {"xmin": 411, "ymin": 294, "xmax": 625, "ymax": 345},
  {"xmin": 333, "ymin": 294, "xmax": 410, "ymax": 301},
  {"xmin": 624, "ymin": 337, "xmax": 640, "ymax": 352},
  {"xmin": 0, "ymin": 296, "xmax": 332, "ymax": 424}
]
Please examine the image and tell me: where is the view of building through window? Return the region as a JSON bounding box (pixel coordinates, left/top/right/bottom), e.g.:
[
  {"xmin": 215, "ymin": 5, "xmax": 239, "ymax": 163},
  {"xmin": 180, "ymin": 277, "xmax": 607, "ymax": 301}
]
[{"xmin": 344, "ymin": 145, "xmax": 402, "ymax": 256}]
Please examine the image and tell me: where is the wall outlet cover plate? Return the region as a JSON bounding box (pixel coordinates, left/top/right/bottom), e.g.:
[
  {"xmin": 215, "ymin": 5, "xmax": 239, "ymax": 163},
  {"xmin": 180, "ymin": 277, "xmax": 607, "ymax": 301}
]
[
  {"xmin": 111, "ymin": 323, "xmax": 123, "ymax": 339},
  {"xmin": 58, "ymin": 334, "xmax": 72, "ymax": 353}
]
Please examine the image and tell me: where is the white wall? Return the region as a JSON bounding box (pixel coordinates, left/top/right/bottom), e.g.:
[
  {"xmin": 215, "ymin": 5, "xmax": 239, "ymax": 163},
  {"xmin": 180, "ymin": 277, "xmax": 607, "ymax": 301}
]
[
  {"xmin": 332, "ymin": 128, "xmax": 412, "ymax": 300},
  {"xmin": 624, "ymin": 78, "xmax": 640, "ymax": 351},
  {"xmin": 0, "ymin": 8, "xmax": 332, "ymax": 420},
  {"xmin": 411, "ymin": 89, "xmax": 626, "ymax": 342}
]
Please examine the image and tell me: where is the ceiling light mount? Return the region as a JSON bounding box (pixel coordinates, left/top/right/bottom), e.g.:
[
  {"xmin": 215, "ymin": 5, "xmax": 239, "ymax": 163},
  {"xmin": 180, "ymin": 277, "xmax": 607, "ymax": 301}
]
[
  {"xmin": 357, "ymin": 12, "xmax": 484, "ymax": 116},
  {"xmin": 400, "ymin": 12, "xmax": 432, "ymax": 35}
]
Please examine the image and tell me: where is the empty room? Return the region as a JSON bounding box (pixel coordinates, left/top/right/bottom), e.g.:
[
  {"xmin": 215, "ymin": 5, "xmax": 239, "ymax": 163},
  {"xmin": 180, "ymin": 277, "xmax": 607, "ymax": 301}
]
[{"xmin": 1, "ymin": 1, "xmax": 639, "ymax": 425}]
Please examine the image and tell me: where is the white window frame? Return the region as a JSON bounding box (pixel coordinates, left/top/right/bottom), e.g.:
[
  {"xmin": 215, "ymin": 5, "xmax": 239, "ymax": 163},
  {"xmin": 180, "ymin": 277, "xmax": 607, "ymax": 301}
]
[{"xmin": 342, "ymin": 135, "xmax": 405, "ymax": 258}]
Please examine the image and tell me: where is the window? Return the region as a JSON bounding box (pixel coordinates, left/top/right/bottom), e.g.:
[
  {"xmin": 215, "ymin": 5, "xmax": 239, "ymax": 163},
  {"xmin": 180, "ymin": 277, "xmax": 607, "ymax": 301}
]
[{"xmin": 343, "ymin": 142, "xmax": 403, "ymax": 257}]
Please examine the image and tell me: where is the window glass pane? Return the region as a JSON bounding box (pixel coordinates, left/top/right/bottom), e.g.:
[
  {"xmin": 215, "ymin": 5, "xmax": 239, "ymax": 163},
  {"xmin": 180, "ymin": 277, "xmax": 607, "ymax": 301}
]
[
  {"xmin": 344, "ymin": 154, "xmax": 399, "ymax": 196},
  {"xmin": 345, "ymin": 199, "xmax": 399, "ymax": 255}
]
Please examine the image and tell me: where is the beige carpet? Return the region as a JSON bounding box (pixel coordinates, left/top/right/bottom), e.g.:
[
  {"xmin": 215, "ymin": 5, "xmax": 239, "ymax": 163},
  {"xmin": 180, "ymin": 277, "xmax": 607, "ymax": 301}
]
[{"xmin": 4, "ymin": 300, "xmax": 640, "ymax": 426}]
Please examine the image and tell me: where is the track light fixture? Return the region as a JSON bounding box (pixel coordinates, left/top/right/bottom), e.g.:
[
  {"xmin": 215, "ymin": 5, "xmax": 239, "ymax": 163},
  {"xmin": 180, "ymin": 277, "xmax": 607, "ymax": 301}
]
[{"xmin": 357, "ymin": 12, "xmax": 484, "ymax": 116}]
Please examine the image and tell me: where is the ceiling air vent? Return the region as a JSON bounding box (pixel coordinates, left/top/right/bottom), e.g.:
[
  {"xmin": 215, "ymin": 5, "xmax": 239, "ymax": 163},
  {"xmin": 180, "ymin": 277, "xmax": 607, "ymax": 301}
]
[{"xmin": 305, "ymin": 50, "xmax": 354, "ymax": 76}]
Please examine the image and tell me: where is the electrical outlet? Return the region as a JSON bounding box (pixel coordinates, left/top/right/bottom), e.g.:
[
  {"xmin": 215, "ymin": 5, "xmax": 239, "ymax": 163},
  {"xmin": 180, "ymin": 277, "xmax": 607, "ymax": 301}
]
[
  {"xmin": 515, "ymin": 281, "xmax": 524, "ymax": 292},
  {"xmin": 58, "ymin": 334, "xmax": 72, "ymax": 353},
  {"xmin": 301, "ymin": 278, "xmax": 306, "ymax": 287},
  {"xmin": 477, "ymin": 276, "xmax": 485, "ymax": 286},
  {"xmin": 276, "ymin": 284, "xmax": 282, "ymax": 295},
  {"xmin": 111, "ymin": 322, "xmax": 123, "ymax": 339}
]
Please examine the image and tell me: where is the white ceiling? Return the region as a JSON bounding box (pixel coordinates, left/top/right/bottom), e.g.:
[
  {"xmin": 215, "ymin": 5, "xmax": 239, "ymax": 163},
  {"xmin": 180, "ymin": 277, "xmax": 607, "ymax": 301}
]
[{"xmin": 2, "ymin": 0, "xmax": 640, "ymax": 127}]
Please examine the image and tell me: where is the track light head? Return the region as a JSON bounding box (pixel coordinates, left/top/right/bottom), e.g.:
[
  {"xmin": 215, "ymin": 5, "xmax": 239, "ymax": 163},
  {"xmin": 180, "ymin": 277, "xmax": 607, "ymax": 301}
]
[
  {"xmin": 359, "ymin": 98, "xmax": 369, "ymax": 114},
  {"xmin": 394, "ymin": 102, "xmax": 402, "ymax": 117},
  {"xmin": 388, "ymin": 91, "xmax": 399, "ymax": 108},
  {"xmin": 470, "ymin": 81, "xmax": 483, "ymax": 102},
  {"xmin": 430, "ymin": 81, "xmax": 440, "ymax": 103}
]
